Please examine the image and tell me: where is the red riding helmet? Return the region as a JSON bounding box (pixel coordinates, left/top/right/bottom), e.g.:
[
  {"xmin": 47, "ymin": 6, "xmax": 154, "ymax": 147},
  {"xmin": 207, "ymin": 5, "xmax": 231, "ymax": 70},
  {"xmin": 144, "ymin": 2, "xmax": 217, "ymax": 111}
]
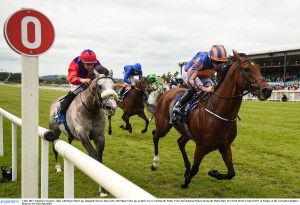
[
  {"xmin": 80, "ymin": 49, "xmax": 97, "ymax": 63},
  {"xmin": 208, "ymin": 45, "xmax": 228, "ymax": 62}
]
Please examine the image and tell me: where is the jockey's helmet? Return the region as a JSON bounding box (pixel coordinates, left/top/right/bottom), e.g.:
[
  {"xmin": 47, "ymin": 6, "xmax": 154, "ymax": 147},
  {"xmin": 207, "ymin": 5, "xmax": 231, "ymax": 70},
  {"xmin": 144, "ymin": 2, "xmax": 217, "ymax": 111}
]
[
  {"xmin": 133, "ymin": 63, "xmax": 142, "ymax": 71},
  {"xmin": 208, "ymin": 45, "xmax": 228, "ymax": 62},
  {"xmin": 148, "ymin": 73, "xmax": 156, "ymax": 80},
  {"xmin": 80, "ymin": 49, "xmax": 97, "ymax": 63}
]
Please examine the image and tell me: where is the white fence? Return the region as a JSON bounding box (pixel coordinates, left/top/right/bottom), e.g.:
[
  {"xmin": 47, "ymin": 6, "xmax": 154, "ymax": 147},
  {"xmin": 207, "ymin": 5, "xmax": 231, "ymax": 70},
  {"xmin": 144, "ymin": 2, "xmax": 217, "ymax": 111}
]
[
  {"xmin": 0, "ymin": 107, "xmax": 155, "ymax": 199},
  {"xmin": 243, "ymin": 90, "xmax": 300, "ymax": 102}
]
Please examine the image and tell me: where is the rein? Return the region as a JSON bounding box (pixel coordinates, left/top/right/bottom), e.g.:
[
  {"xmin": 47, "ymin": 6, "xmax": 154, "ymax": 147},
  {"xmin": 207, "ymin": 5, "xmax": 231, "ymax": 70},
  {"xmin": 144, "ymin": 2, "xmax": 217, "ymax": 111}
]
[
  {"xmin": 200, "ymin": 57, "xmax": 262, "ymax": 122},
  {"xmin": 132, "ymin": 78, "xmax": 149, "ymax": 93},
  {"xmin": 199, "ymin": 102, "xmax": 239, "ymax": 122}
]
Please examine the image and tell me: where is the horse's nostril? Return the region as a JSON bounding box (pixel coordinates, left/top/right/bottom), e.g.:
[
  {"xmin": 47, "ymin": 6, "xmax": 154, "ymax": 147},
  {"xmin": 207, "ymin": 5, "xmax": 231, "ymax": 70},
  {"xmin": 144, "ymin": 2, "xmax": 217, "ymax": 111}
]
[{"xmin": 261, "ymin": 87, "xmax": 272, "ymax": 98}]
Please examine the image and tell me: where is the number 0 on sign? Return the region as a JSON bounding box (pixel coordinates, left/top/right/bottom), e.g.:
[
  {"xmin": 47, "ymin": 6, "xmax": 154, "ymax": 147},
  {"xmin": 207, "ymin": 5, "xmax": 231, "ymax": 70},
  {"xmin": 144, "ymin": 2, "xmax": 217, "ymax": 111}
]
[{"xmin": 4, "ymin": 8, "xmax": 55, "ymax": 56}]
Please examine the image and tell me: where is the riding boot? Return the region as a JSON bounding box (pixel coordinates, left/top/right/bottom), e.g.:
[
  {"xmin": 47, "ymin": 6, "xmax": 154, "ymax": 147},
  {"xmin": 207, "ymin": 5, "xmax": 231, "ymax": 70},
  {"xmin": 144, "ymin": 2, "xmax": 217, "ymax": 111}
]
[
  {"xmin": 54, "ymin": 92, "xmax": 76, "ymax": 124},
  {"xmin": 173, "ymin": 88, "xmax": 196, "ymax": 116},
  {"xmin": 118, "ymin": 86, "xmax": 126, "ymax": 101}
]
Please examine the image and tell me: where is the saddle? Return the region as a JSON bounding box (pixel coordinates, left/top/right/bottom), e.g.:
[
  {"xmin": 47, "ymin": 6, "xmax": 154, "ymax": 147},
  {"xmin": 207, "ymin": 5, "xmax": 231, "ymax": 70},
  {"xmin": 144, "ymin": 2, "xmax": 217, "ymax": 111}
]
[
  {"xmin": 170, "ymin": 91, "xmax": 209, "ymax": 139},
  {"xmin": 118, "ymin": 86, "xmax": 148, "ymax": 102},
  {"xmin": 54, "ymin": 112, "xmax": 76, "ymax": 140},
  {"xmin": 118, "ymin": 86, "xmax": 133, "ymax": 100},
  {"xmin": 171, "ymin": 91, "xmax": 208, "ymax": 124}
]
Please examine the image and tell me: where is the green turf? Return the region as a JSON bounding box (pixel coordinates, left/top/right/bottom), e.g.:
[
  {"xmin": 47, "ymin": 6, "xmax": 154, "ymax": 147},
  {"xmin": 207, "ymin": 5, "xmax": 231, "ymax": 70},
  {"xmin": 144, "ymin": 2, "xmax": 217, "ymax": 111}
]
[{"xmin": 0, "ymin": 84, "xmax": 299, "ymax": 198}]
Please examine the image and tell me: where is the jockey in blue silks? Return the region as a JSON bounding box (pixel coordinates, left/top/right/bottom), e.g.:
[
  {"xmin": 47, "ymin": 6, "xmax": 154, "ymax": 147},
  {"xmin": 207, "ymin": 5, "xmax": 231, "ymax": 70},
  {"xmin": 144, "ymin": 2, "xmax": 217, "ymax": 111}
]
[
  {"xmin": 118, "ymin": 63, "xmax": 143, "ymax": 100},
  {"xmin": 172, "ymin": 45, "xmax": 228, "ymax": 118}
]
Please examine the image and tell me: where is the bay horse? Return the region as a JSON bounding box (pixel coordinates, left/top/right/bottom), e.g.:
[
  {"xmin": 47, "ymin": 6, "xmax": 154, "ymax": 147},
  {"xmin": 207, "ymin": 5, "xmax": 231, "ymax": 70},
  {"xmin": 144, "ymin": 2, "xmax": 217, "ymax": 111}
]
[
  {"xmin": 49, "ymin": 71, "xmax": 118, "ymax": 196},
  {"xmin": 150, "ymin": 51, "xmax": 272, "ymax": 188},
  {"xmin": 115, "ymin": 77, "xmax": 151, "ymax": 133}
]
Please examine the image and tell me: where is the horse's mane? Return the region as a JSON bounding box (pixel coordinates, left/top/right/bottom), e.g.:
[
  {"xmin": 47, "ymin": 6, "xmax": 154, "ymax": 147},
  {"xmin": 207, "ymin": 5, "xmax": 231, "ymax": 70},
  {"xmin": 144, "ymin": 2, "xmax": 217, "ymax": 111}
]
[
  {"xmin": 214, "ymin": 53, "xmax": 248, "ymax": 90},
  {"xmin": 135, "ymin": 76, "xmax": 147, "ymax": 88}
]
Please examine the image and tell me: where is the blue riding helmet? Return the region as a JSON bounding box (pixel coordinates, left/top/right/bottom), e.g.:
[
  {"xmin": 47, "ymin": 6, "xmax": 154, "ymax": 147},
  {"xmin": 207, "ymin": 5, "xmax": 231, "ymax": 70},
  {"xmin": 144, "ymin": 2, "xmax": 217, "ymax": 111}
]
[{"xmin": 133, "ymin": 63, "xmax": 142, "ymax": 71}]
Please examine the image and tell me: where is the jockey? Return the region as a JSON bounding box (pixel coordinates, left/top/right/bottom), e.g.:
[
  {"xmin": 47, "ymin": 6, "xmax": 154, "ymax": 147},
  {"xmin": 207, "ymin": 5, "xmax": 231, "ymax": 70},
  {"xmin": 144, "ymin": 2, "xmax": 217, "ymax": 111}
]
[
  {"xmin": 118, "ymin": 63, "xmax": 143, "ymax": 100},
  {"xmin": 172, "ymin": 45, "xmax": 228, "ymax": 117},
  {"xmin": 148, "ymin": 73, "xmax": 160, "ymax": 91},
  {"xmin": 54, "ymin": 49, "xmax": 110, "ymax": 123},
  {"xmin": 171, "ymin": 75, "xmax": 185, "ymax": 89}
]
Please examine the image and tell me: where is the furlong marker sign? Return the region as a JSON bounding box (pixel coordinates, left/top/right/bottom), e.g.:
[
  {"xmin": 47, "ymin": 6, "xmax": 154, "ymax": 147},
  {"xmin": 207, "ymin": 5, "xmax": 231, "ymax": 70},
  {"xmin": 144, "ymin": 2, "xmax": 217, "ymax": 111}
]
[{"xmin": 3, "ymin": 8, "xmax": 55, "ymax": 198}]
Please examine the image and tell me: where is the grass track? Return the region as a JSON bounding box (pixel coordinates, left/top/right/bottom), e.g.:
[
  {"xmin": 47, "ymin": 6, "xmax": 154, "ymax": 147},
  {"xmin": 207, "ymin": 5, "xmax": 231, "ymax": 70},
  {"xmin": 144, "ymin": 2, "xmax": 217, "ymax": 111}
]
[{"xmin": 0, "ymin": 84, "xmax": 299, "ymax": 198}]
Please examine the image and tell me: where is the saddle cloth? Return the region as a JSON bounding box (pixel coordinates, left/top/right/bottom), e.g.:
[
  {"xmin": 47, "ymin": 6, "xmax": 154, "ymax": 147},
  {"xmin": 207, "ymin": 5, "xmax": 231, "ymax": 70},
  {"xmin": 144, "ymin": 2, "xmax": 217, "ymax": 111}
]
[{"xmin": 170, "ymin": 91, "xmax": 207, "ymax": 139}]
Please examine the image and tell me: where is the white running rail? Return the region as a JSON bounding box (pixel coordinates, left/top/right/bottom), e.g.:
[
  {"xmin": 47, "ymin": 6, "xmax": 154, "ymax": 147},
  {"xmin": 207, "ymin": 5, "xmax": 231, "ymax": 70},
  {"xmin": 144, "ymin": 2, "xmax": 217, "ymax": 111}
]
[{"xmin": 0, "ymin": 107, "xmax": 155, "ymax": 199}]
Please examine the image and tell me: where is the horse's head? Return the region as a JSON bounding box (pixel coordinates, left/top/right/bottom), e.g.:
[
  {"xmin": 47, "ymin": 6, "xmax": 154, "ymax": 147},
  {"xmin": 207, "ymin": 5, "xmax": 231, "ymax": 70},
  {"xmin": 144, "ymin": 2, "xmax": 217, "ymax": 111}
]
[
  {"xmin": 135, "ymin": 77, "xmax": 152, "ymax": 94},
  {"xmin": 95, "ymin": 72, "xmax": 118, "ymax": 116},
  {"xmin": 232, "ymin": 50, "xmax": 272, "ymax": 101},
  {"xmin": 148, "ymin": 84, "xmax": 170, "ymax": 105}
]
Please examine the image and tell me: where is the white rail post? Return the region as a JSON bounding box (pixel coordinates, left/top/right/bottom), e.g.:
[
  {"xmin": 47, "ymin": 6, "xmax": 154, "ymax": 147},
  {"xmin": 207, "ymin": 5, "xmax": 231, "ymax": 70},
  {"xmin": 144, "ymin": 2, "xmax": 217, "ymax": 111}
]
[
  {"xmin": 0, "ymin": 114, "xmax": 3, "ymax": 157},
  {"xmin": 12, "ymin": 123, "xmax": 17, "ymax": 181},
  {"xmin": 21, "ymin": 55, "xmax": 39, "ymax": 198},
  {"xmin": 64, "ymin": 158, "xmax": 74, "ymax": 198},
  {"xmin": 41, "ymin": 139, "xmax": 49, "ymax": 198}
]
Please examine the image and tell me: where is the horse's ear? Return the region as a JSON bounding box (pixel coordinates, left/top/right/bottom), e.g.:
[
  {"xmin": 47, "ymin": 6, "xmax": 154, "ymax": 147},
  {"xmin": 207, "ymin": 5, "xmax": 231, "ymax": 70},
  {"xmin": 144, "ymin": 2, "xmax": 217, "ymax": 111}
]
[
  {"xmin": 233, "ymin": 50, "xmax": 242, "ymax": 63},
  {"xmin": 93, "ymin": 69, "xmax": 100, "ymax": 78}
]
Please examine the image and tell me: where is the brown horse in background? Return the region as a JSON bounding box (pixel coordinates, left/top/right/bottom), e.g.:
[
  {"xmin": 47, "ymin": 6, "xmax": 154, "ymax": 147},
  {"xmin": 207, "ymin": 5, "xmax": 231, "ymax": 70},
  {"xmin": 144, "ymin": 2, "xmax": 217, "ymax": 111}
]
[
  {"xmin": 115, "ymin": 77, "xmax": 151, "ymax": 133},
  {"xmin": 150, "ymin": 51, "xmax": 272, "ymax": 188}
]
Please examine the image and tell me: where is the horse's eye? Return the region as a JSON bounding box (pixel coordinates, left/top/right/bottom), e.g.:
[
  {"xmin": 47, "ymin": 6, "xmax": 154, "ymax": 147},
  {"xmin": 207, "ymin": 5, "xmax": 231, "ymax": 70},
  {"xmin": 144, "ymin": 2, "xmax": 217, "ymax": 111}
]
[
  {"xmin": 97, "ymin": 85, "xmax": 102, "ymax": 89},
  {"xmin": 244, "ymin": 67, "xmax": 251, "ymax": 73}
]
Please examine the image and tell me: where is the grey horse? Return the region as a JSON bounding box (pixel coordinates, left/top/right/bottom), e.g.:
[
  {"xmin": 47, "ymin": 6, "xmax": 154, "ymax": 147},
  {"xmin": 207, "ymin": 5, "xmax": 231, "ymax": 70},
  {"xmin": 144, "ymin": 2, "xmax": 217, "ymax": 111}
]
[
  {"xmin": 145, "ymin": 84, "xmax": 169, "ymax": 121},
  {"xmin": 49, "ymin": 71, "xmax": 118, "ymax": 196}
]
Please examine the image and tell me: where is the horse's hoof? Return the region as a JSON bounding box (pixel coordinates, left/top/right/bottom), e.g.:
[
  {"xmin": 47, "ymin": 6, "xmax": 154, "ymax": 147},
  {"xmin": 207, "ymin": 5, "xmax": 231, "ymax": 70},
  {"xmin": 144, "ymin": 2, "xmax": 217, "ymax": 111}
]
[
  {"xmin": 181, "ymin": 183, "xmax": 188, "ymax": 189},
  {"xmin": 208, "ymin": 170, "xmax": 218, "ymax": 177},
  {"xmin": 141, "ymin": 129, "xmax": 147, "ymax": 133},
  {"xmin": 100, "ymin": 192, "xmax": 108, "ymax": 197},
  {"xmin": 129, "ymin": 129, "xmax": 132, "ymax": 133},
  {"xmin": 108, "ymin": 130, "xmax": 112, "ymax": 135},
  {"xmin": 151, "ymin": 165, "xmax": 157, "ymax": 171},
  {"xmin": 120, "ymin": 125, "xmax": 125, "ymax": 129}
]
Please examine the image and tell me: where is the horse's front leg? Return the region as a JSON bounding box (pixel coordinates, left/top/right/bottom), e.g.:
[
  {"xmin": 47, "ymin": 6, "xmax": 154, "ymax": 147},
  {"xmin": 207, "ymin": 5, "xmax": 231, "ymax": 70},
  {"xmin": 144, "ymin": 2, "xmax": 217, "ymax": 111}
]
[
  {"xmin": 177, "ymin": 135, "xmax": 191, "ymax": 178},
  {"xmin": 208, "ymin": 145, "xmax": 235, "ymax": 180},
  {"xmin": 181, "ymin": 145, "xmax": 205, "ymax": 189},
  {"xmin": 151, "ymin": 129, "xmax": 160, "ymax": 171},
  {"xmin": 120, "ymin": 113, "xmax": 132, "ymax": 133},
  {"xmin": 95, "ymin": 135, "xmax": 108, "ymax": 197},
  {"xmin": 138, "ymin": 111, "xmax": 149, "ymax": 133},
  {"xmin": 78, "ymin": 131, "xmax": 97, "ymax": 159},
  {"xmin": 108, "ymin": 116, "xmax": 112, "ymax": 135},
  {"xmin": 52, "ymin": 143, "xmax": 61, "ymax": 172}
]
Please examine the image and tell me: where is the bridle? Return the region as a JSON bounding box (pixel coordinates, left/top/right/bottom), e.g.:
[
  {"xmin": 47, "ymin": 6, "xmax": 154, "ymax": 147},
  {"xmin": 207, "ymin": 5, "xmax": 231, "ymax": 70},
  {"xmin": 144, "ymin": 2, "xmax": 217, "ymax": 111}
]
[
  {"xmin": 80, "ymin": 77, "xmax": 114, "ymax": 115},
  {"xmin": 201, "ymin": 57, "xmax": 264, "ymax": 122},
  {"xmin": 213, "ymin": 58, "xmax": 264, "ymax": 99}
]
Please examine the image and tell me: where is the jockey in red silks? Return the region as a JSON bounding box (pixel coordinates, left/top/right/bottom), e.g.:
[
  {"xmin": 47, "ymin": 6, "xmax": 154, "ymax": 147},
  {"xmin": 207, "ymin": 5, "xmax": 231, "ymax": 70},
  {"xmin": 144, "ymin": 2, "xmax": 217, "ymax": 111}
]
[
  {"xmin": 54, "ymin": 49, "xmax": 109, "ymax": 124},
  {"xmin": 118, "ymin": 63, "xmax": 143, "ymax": 100},
  {"xmin": 172, "ymin": 45, "xmax": 228, "ymax": 118}
]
